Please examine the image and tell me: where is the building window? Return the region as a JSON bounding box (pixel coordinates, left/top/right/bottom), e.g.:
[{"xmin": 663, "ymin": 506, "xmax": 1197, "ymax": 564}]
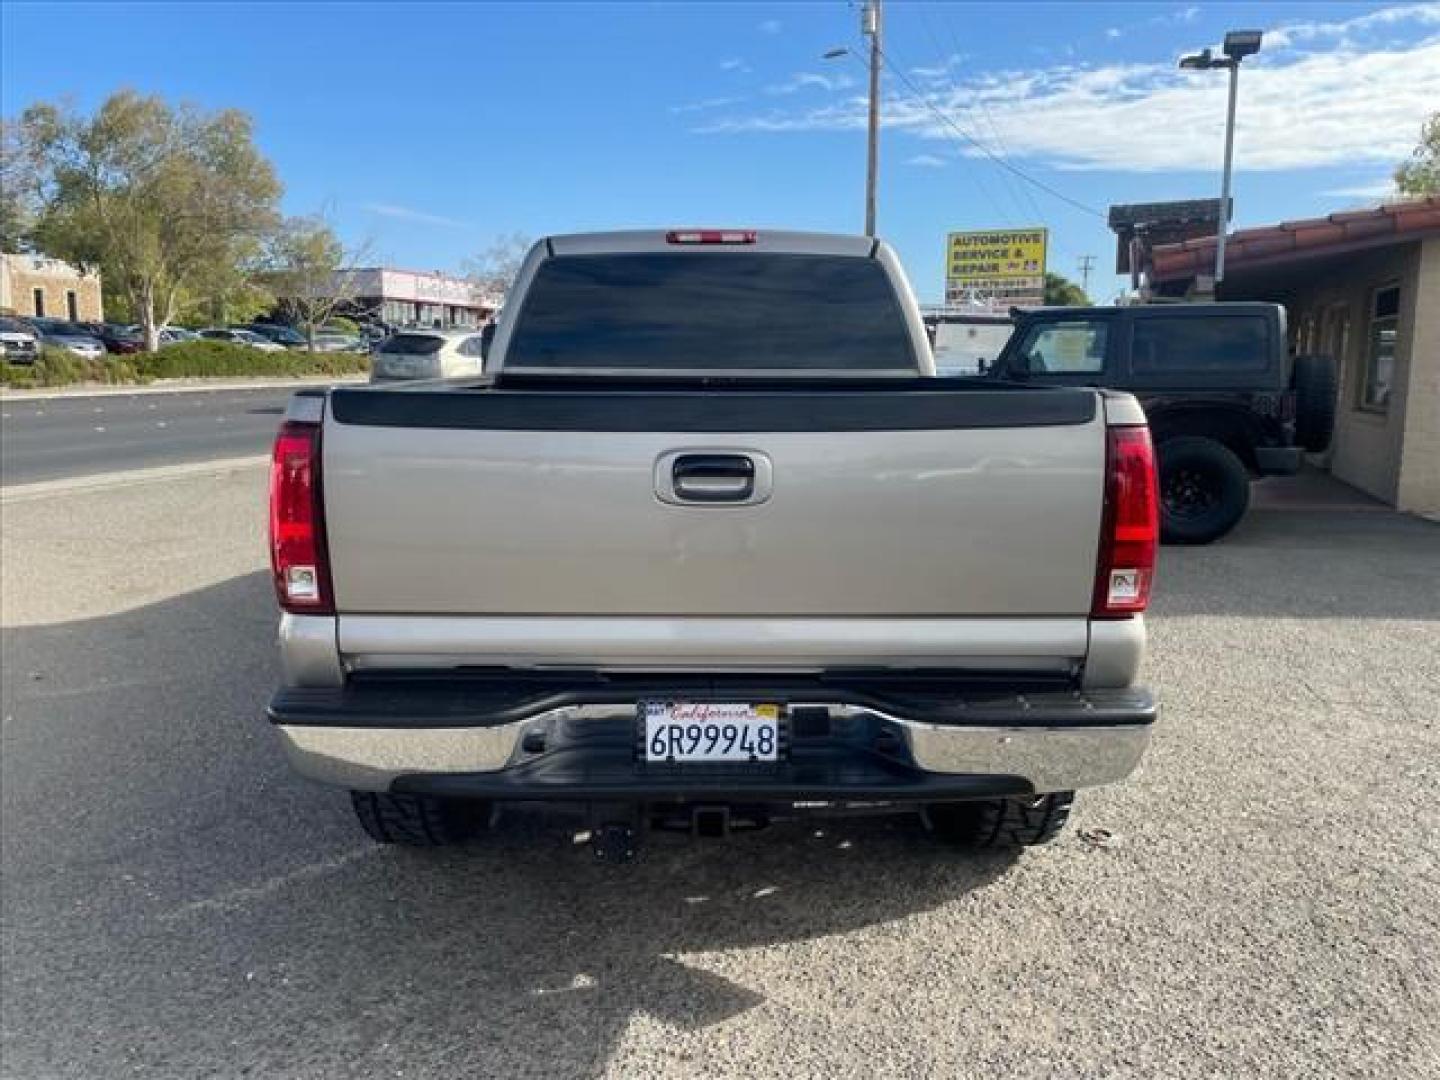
[
  {"xmin": 32, "ymin": 287, "xmax": 45, "ymax": 317},
  {"xmin": 1359, "ymin": 285, "xmax": 1400, "ymax": 414},
  {"xmin": 66, "ymin": 290, "xmax": 79, "ymax": 321}
]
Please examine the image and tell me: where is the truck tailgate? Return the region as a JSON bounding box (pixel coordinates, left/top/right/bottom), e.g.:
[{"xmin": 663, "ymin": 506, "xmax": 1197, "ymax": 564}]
[{"xmin": 321, "ymin": 384, "xmax": 1104, "ymax": 621}]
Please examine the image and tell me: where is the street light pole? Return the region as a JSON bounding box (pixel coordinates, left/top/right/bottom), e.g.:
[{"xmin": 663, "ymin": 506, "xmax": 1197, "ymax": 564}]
[
  {"xmin": 1216, "ymin": 60, "xmax": 1239, "ymax": 285},
  {"xmin": 1179, "ymin": 30, "xmax": 1262, "ymax": 292},
  {"xmin": 863, "ymin": 0, "xmax": 881, "ymax": 237}
]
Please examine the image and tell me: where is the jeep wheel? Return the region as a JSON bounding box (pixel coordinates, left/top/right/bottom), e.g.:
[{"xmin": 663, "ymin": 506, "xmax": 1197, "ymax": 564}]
[
  {"xmin": 1292, "ymin": 353, "xmax": 1337, "ymax": 453},
  {"xmin": 350, "ymin": 791, "xmax": 490, "ymax": 846},
  {"xmin": 1158, "ymin": 436, "xmax": 1250, "ymax": 545},
  {"xmin": 927, "ymin": 792, "xmax": 1075, "ymax": 848}
]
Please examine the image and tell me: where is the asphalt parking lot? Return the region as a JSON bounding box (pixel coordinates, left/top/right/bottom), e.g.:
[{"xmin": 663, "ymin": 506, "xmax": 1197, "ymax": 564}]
[{"xmin": 2, "ymin": 466, "xmax": 1437, "ymax": 1078}]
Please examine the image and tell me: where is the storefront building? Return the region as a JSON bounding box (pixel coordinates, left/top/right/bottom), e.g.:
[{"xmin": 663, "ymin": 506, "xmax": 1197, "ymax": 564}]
[
  {"xmin": 1140, "ymin": 197, "xmax": 1440, "ymax": 514},
  {"xmin": 339, "ymin": 268, "xmax": 497, "ymax": 328}
]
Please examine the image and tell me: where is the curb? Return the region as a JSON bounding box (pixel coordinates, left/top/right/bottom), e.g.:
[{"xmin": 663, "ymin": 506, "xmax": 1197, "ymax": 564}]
[
  {"xmin": 0, "ymin": 375, "xmax": 366, "ymax": 402},
  {"xmin": 1, "ymin": 455, "xmax": 269, "ymax": 502}
]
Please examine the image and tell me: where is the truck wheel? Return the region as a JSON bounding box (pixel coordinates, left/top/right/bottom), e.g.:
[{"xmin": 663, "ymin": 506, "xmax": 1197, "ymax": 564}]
[
  {"xmin": 928, "ymin": 792, "xmax": 1075, "ymax": 848},
  {"xmin": 350, "ymin": 791, "xmax": 489, "ymax": 846},
  {"xmin": 1292, "ymin": 354, "xmax": 1337, "ymax": 453},
  {"xmin": 1158, "ymin": 437, "xmax": 1250, "ymax": 545}
]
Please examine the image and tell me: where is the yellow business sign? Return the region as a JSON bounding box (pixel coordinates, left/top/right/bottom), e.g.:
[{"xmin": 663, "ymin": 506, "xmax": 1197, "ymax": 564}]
[{"xmin": 946, "ymin": 228, "xmax": 1048, "ymax": 290}]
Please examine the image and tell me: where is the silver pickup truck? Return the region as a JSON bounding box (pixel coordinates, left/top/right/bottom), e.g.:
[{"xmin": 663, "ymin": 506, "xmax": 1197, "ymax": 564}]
[{"xmin": 267, "ymin": 229, "xmax": 1159, "ymax": 861}]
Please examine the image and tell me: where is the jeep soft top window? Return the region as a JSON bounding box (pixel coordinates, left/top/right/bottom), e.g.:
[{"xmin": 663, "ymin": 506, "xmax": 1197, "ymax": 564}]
[
  {"xmin": 1013, "ymin": 320, "xmax": 1108, "ymax": 374},
  {"xmin": 1131, "ymin": 314, "xmax": 1269, "ymax": 374},
  {"xmin": 505, "ymin": 253, "xmax": 916, "ymax": 371}
]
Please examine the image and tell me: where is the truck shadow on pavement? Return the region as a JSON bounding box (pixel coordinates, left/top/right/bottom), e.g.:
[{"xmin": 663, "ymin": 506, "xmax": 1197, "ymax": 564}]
[{"xmin": 2, "ymin": 571, "xmax": 1017, "ymax": 1078}]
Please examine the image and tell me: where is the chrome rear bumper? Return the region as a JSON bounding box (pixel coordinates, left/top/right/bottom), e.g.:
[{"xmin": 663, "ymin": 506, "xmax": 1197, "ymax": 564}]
[{"xmin": 275, "ymin": 698, "xmax": 1152, "ymax": 798}]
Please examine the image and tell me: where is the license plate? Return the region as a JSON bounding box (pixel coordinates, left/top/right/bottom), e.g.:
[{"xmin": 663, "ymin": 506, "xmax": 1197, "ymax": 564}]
[{"xmin": 641, "ymin": 702, "xmax": 781, "ymax": 763}]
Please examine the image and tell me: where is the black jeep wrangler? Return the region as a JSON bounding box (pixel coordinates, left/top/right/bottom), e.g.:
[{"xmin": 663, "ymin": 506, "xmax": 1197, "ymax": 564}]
[{"xmin": 987, "ymin": 302, "xmax": 1336, "ymax": 544}]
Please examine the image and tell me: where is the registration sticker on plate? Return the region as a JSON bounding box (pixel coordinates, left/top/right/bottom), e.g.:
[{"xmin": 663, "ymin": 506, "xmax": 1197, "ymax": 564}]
[{"xmin": 641, "ymin": 702, "xmax": 781, "ymax": 763}]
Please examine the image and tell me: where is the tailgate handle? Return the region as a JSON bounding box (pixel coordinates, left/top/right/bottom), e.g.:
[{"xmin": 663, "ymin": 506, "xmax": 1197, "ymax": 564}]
[{"xmin": 671, "ymin": 454, "xmax": 756, "ymax": 502}]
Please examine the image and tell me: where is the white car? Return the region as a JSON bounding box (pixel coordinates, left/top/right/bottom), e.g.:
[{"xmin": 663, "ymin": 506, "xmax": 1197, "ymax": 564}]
[
  {"xmin": 0, "ymin": 316, "xmax": 40, "ymax": 363},
  {"xmin": 370, "ymin": 328, "xmax": 488, "ymax": 381},
  {"xmin": 198, "ymin": 327, "xmax": 286, "ymax": 352}
]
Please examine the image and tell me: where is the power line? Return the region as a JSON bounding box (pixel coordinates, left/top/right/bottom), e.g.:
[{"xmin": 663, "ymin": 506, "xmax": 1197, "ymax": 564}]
[
  {"xmin": 1078, "ymin": 254, "xmax": 1096, "ymax": 296},
  {"xmin": 920, "ymin": 6, "xmax": 1040, "ymax": 224},
  {"xmin": 870, "ymin": 41, "xmax": 1105, "ymax": 220},
  {"xmin": 912, "ymin": 6, "xmax": 1027, "ymax": 225}
]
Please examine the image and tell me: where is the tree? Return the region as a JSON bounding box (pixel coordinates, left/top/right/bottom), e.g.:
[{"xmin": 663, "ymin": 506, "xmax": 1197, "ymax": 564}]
[
  {"xmin": 1394, "ymin": 112, "xmax": 1439, "ymax": 197},
  {"xmin": 465, "ymin": 232, "xmax": 531, "ymax": 308},
  {"xmin": 17, "ymin": 91, "xmax": 281, "ymax": 350},
  {"xmin": 1043, "ymin": 272, "xmax": 1090, "ymax": 306},
  {"xmin": 0, "ymin": 118, "xmax": 39, "ymax": 252},
  {"xmin": 261, "ymin": 214, "xmax": 368, "ymax": 350}
]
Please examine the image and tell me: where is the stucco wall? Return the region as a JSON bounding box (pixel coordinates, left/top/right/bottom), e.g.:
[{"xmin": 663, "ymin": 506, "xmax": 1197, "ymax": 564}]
[
  {"xmin": 1396, "ymin": 237, "xmax": 1440, "ymax": 514},
  {"xmin": 1285, "ymin": 244, "xmax": 1423, "ymax": 505}
]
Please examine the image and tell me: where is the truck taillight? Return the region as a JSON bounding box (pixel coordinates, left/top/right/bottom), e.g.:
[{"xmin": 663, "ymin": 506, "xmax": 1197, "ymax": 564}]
[
  {"xmin": 269, "ymin": 419, "xmax": 334, "ymax": 614},
  {"xmin": 1093, "ymin": 425, "xmax": 1158, "ymax": 617},
  {"xmin": 665, "ymin": 229, "xmax": 757, "ymax": 245}
]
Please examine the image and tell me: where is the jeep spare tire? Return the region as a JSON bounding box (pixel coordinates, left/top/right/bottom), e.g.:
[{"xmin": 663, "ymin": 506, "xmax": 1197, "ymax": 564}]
[
  {"xmin": 1292, "ymin": 353, "xmax": 1337, "ymax": 453},
  {"xmin": 1158, "ymin": 437, "xmax": 1251, "ymax": 545}
]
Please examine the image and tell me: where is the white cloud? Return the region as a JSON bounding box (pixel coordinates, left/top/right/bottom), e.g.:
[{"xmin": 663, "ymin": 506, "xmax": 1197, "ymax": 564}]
[
  {"xmin": 758, "ymin": 18, "xmax": 782, "ymax": 35},
  {"xmin": 1106, "ymin": 28, "xmax": 1122, "ymax": 40},
  {"xmin": 1270, "ymin": 2, "xmax": 1440, "ymax": 49},
  {"xmin": 720, "ymin": 57, "xmax": 750, "ymax": 73},
  {"xmin": 906, "ymin": 154, "xmax": 947, "ymax": 168},
  {"xmin": 360, "ymin": 203, "xmax": 467, "ymax": 228},
  {"xmin": 766, "ymin": 71, "xmax": 854, "ymax": 95},
  {"xmin": 697, "ymin": 6, "xmax": 1440, "ymax": 175},
  {"xmin": 1321, "ymin": 179, "xmax": 1399, "ymax": 200},
  {"xmin": 1177, "ymin": 6, "xmax": 1200, "ymax": 23},
  {"xmin": 670, "ymin": 96, "xmax": 743, "ymax": 115},
  {"xmin": 912, "ymin": 54, "xmax": 965, "ymax": 79}
]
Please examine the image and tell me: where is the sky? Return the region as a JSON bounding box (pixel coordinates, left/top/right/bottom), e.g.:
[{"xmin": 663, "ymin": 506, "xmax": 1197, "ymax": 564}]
[{"xmin": 2, "ymin": 1, "xmax": 1437, "ymax": 302}]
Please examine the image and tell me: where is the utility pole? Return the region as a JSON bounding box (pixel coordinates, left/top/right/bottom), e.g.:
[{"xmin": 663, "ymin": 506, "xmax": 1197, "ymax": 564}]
[
  {"xmin": 863, "ymin": 0, "xmax": 881, "ymax": 237},
  {"xmin": 1077, "ymin": 255, "xmax": 1096, "ymax": 299}
]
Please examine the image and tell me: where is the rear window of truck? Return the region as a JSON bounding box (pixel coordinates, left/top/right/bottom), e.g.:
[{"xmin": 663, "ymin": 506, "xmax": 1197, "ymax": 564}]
[
  {"xmin": 381, "ymin": 334, "xmax": 445, "ymax": 355},
  {"xmin": 504, "ymin": 253, "xmax": 916, "ymax": 371},
  {"xmin": 1130, "ymin": 314, "xmax": 1270, "ymax": 374}
]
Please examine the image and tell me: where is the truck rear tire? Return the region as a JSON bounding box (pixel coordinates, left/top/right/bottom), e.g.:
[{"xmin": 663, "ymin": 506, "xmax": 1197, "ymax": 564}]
[
  {"xmin": 928, "ymin": 792, "xmax": 1075, "ymax": 848},
  {"xmin": 350, "ymin": 791, "xmax": 489, "ymax": 846},
  {"xmin": 1158, "ymin": 436, "xmax": 1250, "ymax": 545},
  {"xmin": 1292, "ymin": 353, "xmax": 1337, "ymax": 452}
]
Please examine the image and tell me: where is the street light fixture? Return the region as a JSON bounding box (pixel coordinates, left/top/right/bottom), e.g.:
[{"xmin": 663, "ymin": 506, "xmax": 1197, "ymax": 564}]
[{"xmin": 1179, "ymin": 29, "xmax": 1263, "ymax": 289}]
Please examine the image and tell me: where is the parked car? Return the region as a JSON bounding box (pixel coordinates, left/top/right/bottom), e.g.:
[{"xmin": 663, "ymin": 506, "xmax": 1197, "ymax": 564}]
[
  {"xmin": 925, "ymin": 310, "xmax": 1014, "ymax": 376},
  {"xmin": 369, "ymin": 327, "xmax": 487, "ymax": 381},
  {"xmin": 0, "ymin": 316, "xmax": 40, "ymax": 364},
  {"xmin": 267, "ymin": 228, "xmax": 1159, "ymax": 860},
  {"xmin": 197, "ymin": 327, "xmax": 286, "ymax": 352},
  {"xmin": 985, "ymin": 302, "xmax": 1337, "ymax": 544},
  {"xmin": 158, "ymin": 326, "xmax": 200, "ymax": 345},
  {"xmin": 80, "ymin": 322, "xmax": 145, "ymax": 355},
  {"xmin": 243, "ymin": 323, "xmax": 308, "ymax": 349},
  {"xmin": 310, "ymin": 332, "xmax": 364, "ymax": 353},
  {"xmin": 25, "ymin": 318, "xmax": 107, "ymax": 359}
]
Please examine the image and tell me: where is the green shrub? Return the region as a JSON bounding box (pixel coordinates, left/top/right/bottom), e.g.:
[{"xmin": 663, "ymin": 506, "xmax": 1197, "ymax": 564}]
[
  {"xmin": 0, "ymin": 341, "xmax": 368, "ymax": 387},
  {"xmin": 134, "ymin": 340, "xmax": 370, "ymax": 379},
  {"xmin": 320, "ymin": 316, "xmax": 360, "ymax": 334},
  {"xmin": 1, "ymin": 347, "xmax": 138, "ymax": 388}
]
